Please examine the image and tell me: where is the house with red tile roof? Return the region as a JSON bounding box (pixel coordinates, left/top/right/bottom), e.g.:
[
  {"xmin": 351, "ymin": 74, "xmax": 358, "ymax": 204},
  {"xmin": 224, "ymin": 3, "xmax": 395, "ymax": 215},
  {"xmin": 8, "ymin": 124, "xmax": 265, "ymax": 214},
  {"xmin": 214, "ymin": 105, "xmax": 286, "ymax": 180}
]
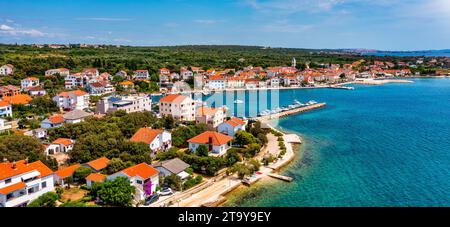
[
  {"xmin": 207, "ymin": 74, "xmax": 227, "ymax": 90},
  {"xmin": 158, "ymin": 68, "xmax": 170, "ymax": 76},
  {"xmin": 134, "ymin": 70, "xmax": 150, "ymax": 80},
  {"xmin": 53, "ymin": 90, "xmax": 89, "ymax": 110},
  {"xmin": 188, "ymin": 131, "xmax": 233, "ymax": 156},
  {"xmin": 1, "ymin": 94, "xmax": 32, "ymax": 105},
  {"xmin": 21, "ymin": 77, "xmax": 40, "ymax": 91},
  {"xmin": 159, "ymin": 94, "xmax": 196, "ymax": 121},
  {"xmin": 84, "ymin": 157, "xmax": 110, "ymax": 172},
  {"xmin": 0, "ymin": 159, "xmax": 54, "ymax": 207},
  {"xmin": 40, "ymin": 115, "xmax": 65, "ymax": 129},
  {"xmin": 217, "ymin": 117, "xmax": 247, "ymax": 138},
  {"xmin": 130, "ymin": 128, "xmax": 172, "ymax": 154},
  {"xmin": 44, "ymin": 138, "xmax": 75, "ymax": 155},
  {"xmin": 85, "ymin": 173, "xmax": 107, "ymax": 187},
  {"xmin": 54, "ymin": 164, "xmax": 80, "ymax": 185},
  {"xmin": 107, "ymin": 163, "xmax": 159, "ymax": 200},
  {"xmin": 196, "ymin": 107, "xmax": 226, "ymax": 130},
  {"xmin": 0, "ymin": 85, "xmax": 20, "ymax": 98},
  {"xmin": 27, "ymin": 86, "xmax": 47, "ymax": 97}
]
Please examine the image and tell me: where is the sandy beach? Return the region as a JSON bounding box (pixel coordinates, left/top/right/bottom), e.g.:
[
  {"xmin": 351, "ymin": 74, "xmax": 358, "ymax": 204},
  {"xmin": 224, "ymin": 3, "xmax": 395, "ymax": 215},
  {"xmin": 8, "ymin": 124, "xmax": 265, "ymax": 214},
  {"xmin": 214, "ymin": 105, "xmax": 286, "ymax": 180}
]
[{"xmin": 350, "ymin": 78, "xmax": 414, "ymax": 85}]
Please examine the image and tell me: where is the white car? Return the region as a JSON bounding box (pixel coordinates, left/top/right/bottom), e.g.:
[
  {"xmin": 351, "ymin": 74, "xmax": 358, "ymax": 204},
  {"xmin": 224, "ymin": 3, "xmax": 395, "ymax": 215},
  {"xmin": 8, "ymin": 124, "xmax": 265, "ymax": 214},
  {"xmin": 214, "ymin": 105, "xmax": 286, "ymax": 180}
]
[{"xmin": 158, "ymin": 188, "xmax": 173, "ymax": 196}]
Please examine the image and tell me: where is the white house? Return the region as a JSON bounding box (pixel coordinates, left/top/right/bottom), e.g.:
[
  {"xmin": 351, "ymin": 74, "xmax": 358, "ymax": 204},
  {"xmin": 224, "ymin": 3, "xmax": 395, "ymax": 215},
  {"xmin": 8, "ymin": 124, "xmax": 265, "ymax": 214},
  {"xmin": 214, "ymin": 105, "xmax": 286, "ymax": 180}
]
[
  {"xmin": 95, "ymin": 94, "xmax": 151, "ymax": 114},
  {"xmin": 28, "ymin": 87, "xmax": 47, "ymax": 97},
  {"xmin": 196, "ymin": 107, "xmax": 226, "ymax": 130},
  {"xmin": 227, "ymin": 77, "xmax": 245, "ymax": 88},
  {"xmin": 54, "ymin": 164, "xmax": 80, "ymax": 186},
  {"xmin": 159, "ymin": 94, "xmax": 196, "ymax": 121},
  {"xmin": 64, "ymin": 73, "xmax": 87, "ymax": 89},
  {"xmin": 0, "ymin": 64, "xmax": 14, "ymax": 76},
  {"xmin": 62, "ymin": 109, "xmax": 93, "ymax": 124},
  {"xmin": 44, "ymin": 138, "xmax": 75, "ymax": 155},
  {"xmin": 0, "ymin": 100, "xmax": 12, "ymax": 118},
  {"xmin": 0, "ymin": 118, "xmax": 12, "ymax": 132},
  {"xmin": 130, "ymin": 128, "xmax": 172, "ymax": 155},
  {"xmin": 107, "ymin": 163, "xmax": 159, "ymax": 201},
  {"xmin": 269, "ymin": 77, "xmax": 280, "ymax": 88},
  {"xmin": 153, "ymin": 158, "xmax": 190, "ymax": 180},
  {"xmin": 208, "ymin": 75, "xmax": 226, "ymax": 90},
  {"xmin": 217, "ymin": 117, "xmax": 247, "ymax": 138},
  {"xmin": 86, "ymin": 81, "xmax": 115, "ymax": 96},
  {"xmin": 45, "ymin": 68, "xmax": 70, "ymax": 77},
  {"xmin": 21, "ymin": 77, "xmax": 40, "ymax": 91},
  {"xmin": 134, "ymin": 70, "xmax": 150, "ymax": 80},
  {"xmin": 86, "ymin": 173, "xmax": 107, "ymax": 187},
  {"xmin": 53, "ymin": 90, "xmax": 90, "ymax": 111},
  {"xmin": 187, "ymin": 131, "xmax": 233, "ymax": 156},
  {"xmin": 180, "ymin": 68, "xmax": 193, "ymax": 80},
  {"xmin": 30, "ymin": 128, "xmax": 47, "ymax": 139},
  {"xmin": 40, "ymin": 115, "xmax": 65, "ymax": 129},
  {"xmin": 0, "ymin": 159, "xmax": 54, "ymax": 207}
]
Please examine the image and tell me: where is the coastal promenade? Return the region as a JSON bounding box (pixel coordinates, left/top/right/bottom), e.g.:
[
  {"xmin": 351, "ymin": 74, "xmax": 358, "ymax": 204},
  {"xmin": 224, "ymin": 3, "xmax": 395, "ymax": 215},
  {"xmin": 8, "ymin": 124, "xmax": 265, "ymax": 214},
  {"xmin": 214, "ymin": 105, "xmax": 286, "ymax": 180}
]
[{"xmin": 150, "ymin": 128, "xmax": 300, "ymax": 207}]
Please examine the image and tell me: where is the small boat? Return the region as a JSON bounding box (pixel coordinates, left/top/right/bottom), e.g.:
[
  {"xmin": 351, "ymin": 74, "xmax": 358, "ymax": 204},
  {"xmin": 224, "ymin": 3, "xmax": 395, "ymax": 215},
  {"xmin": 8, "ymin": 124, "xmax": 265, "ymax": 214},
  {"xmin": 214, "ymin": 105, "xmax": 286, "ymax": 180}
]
[
  {"xmin": 307, "ymin": 100, "xmax": 318, "ymax": 105},
  {"xmin": 234, "ymin": 99, "xmax": 244, "ymax": 104}
]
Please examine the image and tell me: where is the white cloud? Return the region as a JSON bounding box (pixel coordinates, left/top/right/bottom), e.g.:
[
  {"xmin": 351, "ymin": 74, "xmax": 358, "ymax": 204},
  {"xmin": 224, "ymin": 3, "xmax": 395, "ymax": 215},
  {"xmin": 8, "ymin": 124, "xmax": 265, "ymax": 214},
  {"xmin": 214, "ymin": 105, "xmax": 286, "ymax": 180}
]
[
  {"xmin": 0, "ymin": 24, "xmax": 47, "ymax": 37},
  {"xmin": 194, "ymin": 19, "xmax": 221, "ymax": 25},
  {"xmin": 244, "ymin": 0, "xmax": 345, "ymax": 14},
  {"xmin": 76, "ymin": 17, "xmax": 133, "ymax": 21},
  {"xmin": 0, "ymin": 24, "xmax": 14, "ymax": 31}
]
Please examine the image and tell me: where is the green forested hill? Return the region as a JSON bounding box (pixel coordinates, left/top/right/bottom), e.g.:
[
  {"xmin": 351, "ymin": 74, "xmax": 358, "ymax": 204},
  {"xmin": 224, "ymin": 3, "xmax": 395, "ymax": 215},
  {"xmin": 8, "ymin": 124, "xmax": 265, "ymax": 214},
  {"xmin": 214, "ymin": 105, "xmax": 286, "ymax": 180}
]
[{"xmin": 0, "ymin": 44, "xmax": 418, "ymax": 78}]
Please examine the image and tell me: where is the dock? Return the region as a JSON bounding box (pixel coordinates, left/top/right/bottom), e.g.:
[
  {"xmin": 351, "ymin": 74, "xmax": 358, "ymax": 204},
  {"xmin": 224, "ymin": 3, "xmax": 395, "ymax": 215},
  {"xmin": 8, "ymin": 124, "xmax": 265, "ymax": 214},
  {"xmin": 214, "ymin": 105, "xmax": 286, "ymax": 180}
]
[
  {"xmin": 330, "ymin": 85, "xmax": 355, "ymax": 90},
  {"xmin": 252, "ymin": 103, "xmax": 327, "ymax": 122},
  {"xmin": 267, "ymin": 173, "xmax": 293, "ymax": 182}
]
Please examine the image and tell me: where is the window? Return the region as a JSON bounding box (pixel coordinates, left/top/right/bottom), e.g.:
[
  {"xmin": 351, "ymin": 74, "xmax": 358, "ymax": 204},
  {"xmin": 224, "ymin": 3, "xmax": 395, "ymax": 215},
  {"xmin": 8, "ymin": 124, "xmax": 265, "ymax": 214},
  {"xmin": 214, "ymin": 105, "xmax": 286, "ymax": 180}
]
[
  {"xmin": 42, "ymin": 181, "xmax": 47, "ymax": 189},
  {"xmin": 136, "ymin": 180, "xmax": 143, "ymax": 184},
  {"xmin": 5, "ymin": 178, "xmax": 11, "ymax": 184}
]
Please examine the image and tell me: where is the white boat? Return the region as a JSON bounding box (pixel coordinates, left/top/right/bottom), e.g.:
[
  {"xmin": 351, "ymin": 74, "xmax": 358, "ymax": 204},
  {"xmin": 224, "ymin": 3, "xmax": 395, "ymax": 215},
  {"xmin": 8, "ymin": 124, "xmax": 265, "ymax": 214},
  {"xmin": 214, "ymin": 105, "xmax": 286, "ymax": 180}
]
[
  {"xmin": 307, "ymin": 100, "xmax": 318, "ymax": 105},
  {"xmin": 234, "ymin": 100, "xmax": 244, "ymax": 104}
]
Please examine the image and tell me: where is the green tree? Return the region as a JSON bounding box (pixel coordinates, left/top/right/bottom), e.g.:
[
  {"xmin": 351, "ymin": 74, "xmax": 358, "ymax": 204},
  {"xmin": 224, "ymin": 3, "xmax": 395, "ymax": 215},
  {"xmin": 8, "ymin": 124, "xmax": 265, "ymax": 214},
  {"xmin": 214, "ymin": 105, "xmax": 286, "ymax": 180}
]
[
  {"xmin": 196, "ymin": 145, "xmax": 209, "ymax": 157},
  {"xmin": 73, "ymin": 166, "xmax": 93, "ymax": 183},
  {"xmin": 105, "ymin": 158, "xmax": 134, "ymax": 175},
  {"xmin": 92, "ymin": 177, "xmax": 136, "ymax": 207},
  {"xmin": 233, "ymin": 131, "xmax": 259, "ymax": 147},
  {"xmin": 28, "ymin": 192, "xmax": 59, "ymax": 207},
  {"xmin": 163, "ymin": 174, "xmax": 183, "ymax": 191}
]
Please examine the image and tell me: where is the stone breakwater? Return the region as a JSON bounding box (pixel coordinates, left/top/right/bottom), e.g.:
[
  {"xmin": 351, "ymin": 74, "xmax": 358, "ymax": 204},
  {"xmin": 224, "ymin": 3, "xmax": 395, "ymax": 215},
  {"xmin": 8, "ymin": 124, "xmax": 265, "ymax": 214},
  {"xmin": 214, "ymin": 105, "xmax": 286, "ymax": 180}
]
[{"xmin": 252, "ymin": 103, "xmax": 327, "ymax": 122}]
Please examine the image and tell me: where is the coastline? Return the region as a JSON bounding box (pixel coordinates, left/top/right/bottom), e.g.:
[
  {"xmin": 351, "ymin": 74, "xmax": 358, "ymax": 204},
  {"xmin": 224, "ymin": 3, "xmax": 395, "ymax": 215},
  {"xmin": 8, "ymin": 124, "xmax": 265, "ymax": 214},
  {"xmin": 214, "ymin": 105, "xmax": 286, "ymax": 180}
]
[{"xmin": 220, "ymin": 120, "xmax": 303, "ymax": 207}]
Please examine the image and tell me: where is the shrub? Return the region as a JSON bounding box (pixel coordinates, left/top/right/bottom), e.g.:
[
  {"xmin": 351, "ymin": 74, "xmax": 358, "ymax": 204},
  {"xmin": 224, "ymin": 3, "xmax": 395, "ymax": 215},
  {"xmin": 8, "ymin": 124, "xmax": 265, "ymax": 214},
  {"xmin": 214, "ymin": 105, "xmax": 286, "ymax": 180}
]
[{"xmin": 28, "ymin": 192, "xmax": 59, "ymax": 207}]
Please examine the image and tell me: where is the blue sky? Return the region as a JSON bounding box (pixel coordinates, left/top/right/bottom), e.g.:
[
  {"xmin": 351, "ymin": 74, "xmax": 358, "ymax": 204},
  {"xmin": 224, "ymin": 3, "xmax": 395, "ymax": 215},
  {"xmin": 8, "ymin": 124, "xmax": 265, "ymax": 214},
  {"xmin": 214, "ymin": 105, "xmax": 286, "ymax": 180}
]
[{"xmin": 0, "ymin": 0, "xmax": 449, "ymax": 50}]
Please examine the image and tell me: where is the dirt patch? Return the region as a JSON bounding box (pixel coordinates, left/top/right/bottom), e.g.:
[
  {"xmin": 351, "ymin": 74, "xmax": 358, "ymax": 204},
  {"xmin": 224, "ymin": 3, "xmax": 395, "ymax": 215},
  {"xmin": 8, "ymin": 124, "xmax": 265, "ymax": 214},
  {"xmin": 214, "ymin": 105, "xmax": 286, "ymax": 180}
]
[{"xmin": 60, "ymin": 187, "xmax": 88, "ymax": 202}]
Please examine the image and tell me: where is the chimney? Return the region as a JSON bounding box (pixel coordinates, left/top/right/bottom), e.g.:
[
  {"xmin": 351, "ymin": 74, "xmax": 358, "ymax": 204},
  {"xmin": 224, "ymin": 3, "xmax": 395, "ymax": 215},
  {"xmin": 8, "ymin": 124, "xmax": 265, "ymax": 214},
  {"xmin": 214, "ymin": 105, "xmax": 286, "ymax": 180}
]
[
  {"xmin": 208, "ymin": 136, "xmax": 213, "ymax": 151},
  {"xmin": 12, "ymin": 161, "xmax": 16, "ymax": 169},
  {"xmin": 25, "ymin": 158, "xmax": 29, "ymax": 165}
]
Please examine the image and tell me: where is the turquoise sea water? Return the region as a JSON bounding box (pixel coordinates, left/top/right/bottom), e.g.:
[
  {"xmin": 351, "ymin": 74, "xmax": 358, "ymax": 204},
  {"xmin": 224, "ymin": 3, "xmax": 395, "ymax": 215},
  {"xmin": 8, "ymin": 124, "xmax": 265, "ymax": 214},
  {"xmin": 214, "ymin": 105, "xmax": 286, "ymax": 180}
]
[{"xmin": 223, "ymin": 78, "xmax": 450, "ymax": 206}]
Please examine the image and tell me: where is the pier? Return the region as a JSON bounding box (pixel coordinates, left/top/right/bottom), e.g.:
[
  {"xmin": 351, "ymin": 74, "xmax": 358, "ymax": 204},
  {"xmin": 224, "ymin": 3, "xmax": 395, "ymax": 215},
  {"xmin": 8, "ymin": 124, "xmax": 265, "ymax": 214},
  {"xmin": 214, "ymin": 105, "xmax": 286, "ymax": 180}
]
[
  {"xmin": 267, "ymin": 173, "xmax": 293, "ymax": 182},
  {"xmin": 330, "ymin": 85, "xmax": 355, "ymax": 90},
  {"xmin": 252, "ymin": 103, "xmax": 327, "ymax": 122}
]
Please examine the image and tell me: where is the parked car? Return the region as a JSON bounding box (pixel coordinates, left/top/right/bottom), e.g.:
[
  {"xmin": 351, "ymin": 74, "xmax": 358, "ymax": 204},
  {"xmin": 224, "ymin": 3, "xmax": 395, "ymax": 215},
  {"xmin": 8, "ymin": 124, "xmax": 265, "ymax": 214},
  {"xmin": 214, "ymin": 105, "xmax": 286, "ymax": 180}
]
[
  {"xmin": 144, "ymin": 194, "xmax": 160, "ymax": 205},
  {"xmin": 158, "ymin": 187, "xmax": 173, "ymax": 196}
]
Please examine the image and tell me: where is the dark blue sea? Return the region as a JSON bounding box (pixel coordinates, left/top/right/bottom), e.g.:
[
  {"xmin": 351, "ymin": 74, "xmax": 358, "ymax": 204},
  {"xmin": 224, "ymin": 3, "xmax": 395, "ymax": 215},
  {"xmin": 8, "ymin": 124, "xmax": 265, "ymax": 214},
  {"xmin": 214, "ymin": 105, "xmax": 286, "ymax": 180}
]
[{"xmin": 221, "ymin": 78, "xmax": 450, "ymax": 206}]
